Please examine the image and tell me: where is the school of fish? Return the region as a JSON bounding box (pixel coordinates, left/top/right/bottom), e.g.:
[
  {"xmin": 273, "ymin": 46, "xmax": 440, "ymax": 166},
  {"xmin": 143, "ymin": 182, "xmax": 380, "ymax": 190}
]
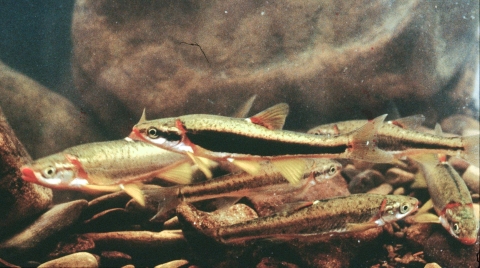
[{"xmin": 20, "ymin": 99, "xmax": 479, "ymax": 245}]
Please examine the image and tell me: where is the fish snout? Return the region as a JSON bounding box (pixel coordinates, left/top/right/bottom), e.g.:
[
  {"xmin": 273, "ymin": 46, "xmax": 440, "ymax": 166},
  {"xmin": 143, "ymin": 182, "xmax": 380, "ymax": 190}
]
[
  {"xmin": 128, "ymin": 128, "xmax": 144, "ymax": 141},
  {"xmin": 20, "ymin": 166, "xmax": 38, "ymax": 183},
  {"xmin": 459, "ymin": 237, "xmax": 477, "ymax": 245}
]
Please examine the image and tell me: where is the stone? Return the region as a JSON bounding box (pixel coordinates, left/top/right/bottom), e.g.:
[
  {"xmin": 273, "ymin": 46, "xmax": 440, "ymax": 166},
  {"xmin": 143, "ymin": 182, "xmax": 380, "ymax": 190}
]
[
  {"xmin": 38, "ymin": 252, "xmax": 98, "ymax": 268},
  {"xmin": 0, "ymin": 106, "xmax": 52, "ymax": 237},
  {"xmin": 384, "ymin": 168, "xmax": 415, "ymax": 187},
  {"xmin": 367, "ymin": 183, "xmax": 393, "ymax": 195},
  {"xmin": 348, "ymin": 169, "xmax": 385, "ymax": 193},
  {"xmin": 154, "ymin": 259, "xmax": 189, "ymax": 268},
  {"xmin": 0, "ymin": 60, "xmax": 103, "ymax": 159},
  {"xmin": 424, "ymin": 229, "xmax": 479, "ymax": 268},
  {"xmin": 0, "ymin": 200, "xmax": 87, "ymax": 259},
  {"xmin": 71, "ymin": 0, "xmax": 478, "ymax": 136},
  {"xmin": 462, "ymin": 165, "xmax": 479, "ymax": 194}
]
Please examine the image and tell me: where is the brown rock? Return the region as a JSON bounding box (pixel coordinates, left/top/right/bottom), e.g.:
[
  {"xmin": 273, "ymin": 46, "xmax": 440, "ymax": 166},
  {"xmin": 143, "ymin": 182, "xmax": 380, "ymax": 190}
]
[
  {"xmin": 0, "ymin": 200, "xmax": 88, "ymax": 258},
  {"xmin": 48, "ymin": 235, "xmax": 96, "ymax": 259},
  {"xmin": 424, "ymin": 229, "xmax": 479, "ymax": 268},
  {"xmin": 405, "ymin": 223, "xmax": 435, "ymax": 251},
  {"xmin": 348, "ymin": 169, "xmax": 385, "ymax": 193},
  {"xmin": 0, "ymin": 60, "xmax": 103, "ymax": 159},
  {"xmin": 0, "ymin": 106, "xmax": 52, "ymax": 236},
  {"xmin": 462, "ymin": 165, "xmax": 479, "ymax": 194},
  {"xmin": 367, "ymin": 183, "xmax": 393, "ymax": 195},
  {"xmin": 385, "ymin": 168, "xmax": 415, "ymax": 187},
  {"xmin": 71, "ymin": 0, "xmax": 477, "ymax": 135},
  {"xmin": 176, "ymin": 203, "xmax": 258, "ymax": 231},
  {"xmin": 100, "ymin": 251, "xmax": 132, "ymax": 267},
  {"xmin": 38, "ymin": 252, "xmax": 98, "ymax": 268}
]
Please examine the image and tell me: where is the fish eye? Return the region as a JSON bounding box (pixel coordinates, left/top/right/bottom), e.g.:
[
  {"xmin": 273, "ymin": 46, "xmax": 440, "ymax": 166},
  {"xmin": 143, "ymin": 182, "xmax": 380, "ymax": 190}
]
[
  {"xmin": 328, "ymin": 165, "xmax": 337, "ymax": 175},
  {"xmin": 452, "ymin": 223, "xmax": 461, "ymax": 234},
  {"xmin": 147, "ymin": 127, "xmax": 160, "ymax": 139},
  {"xmin": 400, "ymin": 203, "xmax": 410, "ymax": 214},
  {"xmin": 42, "ymin": 167, "xmax": 56, "ymax": 178}
]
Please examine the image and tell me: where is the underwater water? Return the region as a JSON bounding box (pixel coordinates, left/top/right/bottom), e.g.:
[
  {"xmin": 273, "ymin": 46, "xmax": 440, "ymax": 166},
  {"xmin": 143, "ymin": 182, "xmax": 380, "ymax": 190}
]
[{"xmin": 0, "ymin": 1, "xmax": 479, "ymax": 267}]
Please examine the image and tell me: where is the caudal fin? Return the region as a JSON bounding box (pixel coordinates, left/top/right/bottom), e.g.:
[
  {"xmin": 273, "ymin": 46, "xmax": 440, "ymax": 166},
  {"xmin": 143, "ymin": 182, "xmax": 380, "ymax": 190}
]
[{"xmin": 349, "ymin": 114, "xmax": 394, "ymax": 163}]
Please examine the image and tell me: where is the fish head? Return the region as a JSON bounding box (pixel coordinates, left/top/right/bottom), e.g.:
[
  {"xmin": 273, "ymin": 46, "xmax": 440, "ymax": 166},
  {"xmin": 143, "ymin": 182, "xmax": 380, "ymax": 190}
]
[
  {"xmin": 130, "ymin": 116, "xmax": 185, "ymax": 151},
  {"xmin": 378, "ymin": 196, "xmax": 419, "ymax": 224},
  {"xmin": 20, "ymin": 154, "xmax": 85, "ymax": 189},
  {"xmin": 311, "ymin": 159, "xmax": 342, "ymax": 182},
  {"xmin": 440, "ymin": 204, "xmax": 479, "ymax": 245}
]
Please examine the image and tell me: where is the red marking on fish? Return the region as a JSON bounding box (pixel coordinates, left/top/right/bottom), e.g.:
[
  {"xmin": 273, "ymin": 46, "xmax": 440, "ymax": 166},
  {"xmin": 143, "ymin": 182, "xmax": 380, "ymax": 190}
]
[
  {"xmin": 21, "ymin": 167, "xmax": 37, "ymax": 183},
  {"xmin": 65, "ymin": 154, "xmax": 88, "ymax": 179}
]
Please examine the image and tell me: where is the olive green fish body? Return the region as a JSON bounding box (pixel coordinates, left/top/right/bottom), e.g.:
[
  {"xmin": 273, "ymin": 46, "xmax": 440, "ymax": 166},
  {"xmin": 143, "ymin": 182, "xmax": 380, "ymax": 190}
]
[
  {"xmin": 413, "ymin": 154, "xmax": 478, "ymax": 245},
  {"xmin": 203, "ymin": 194, "xmax": 418, "ymax": 244},
  {"xmin": 145, "ymin": 158, "xmax": 341, "ymax": 220},
  {"xmin": 309, "ymin": 119, "xmax": 479, "ymax": 164}
]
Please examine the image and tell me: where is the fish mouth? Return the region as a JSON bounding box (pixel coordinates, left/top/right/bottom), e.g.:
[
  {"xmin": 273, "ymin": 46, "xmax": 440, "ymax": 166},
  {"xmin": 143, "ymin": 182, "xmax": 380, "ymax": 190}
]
[
  {"xmin": 459, "ymin": 237, "xmax": 477, "ymax": 245},
  {"xmin": 128, "ymin": 128, "xmax": 145, "ymax": 141},
  {"xmin": 20, "ymin": 167, "xmax": 38, "ymax": 183}
]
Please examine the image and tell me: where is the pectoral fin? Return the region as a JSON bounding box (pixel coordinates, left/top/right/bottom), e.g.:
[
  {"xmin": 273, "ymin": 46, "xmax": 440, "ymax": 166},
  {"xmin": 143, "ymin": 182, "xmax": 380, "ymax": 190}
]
[
  {"xmin": 271, "ymin": 158, "xmax": 307, "ymax": 185},
  {"xmin": 228, "ymin": 159, "xmax": 261, "ymax": 175},
  {"xmin": 186, "ymin": 152, "xmax": 213, "ymax": 179},
  {"xmin": 158, "ymin": 161, "xmax": 193, "ymax": 184}
]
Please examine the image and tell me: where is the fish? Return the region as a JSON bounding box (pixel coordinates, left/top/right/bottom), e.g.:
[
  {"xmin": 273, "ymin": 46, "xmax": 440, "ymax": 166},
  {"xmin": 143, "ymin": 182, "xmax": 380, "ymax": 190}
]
[
  {"xmin": 20, "ymin": 139, "xmax": 193, "ymax": 206},
  {"xmin": 411, "ymin": 153, "xmax": 479, "ymax": 245},
  {"xmin": 308, "ymin": 115, "xmax": 479, "ymax": 166},
  {"xmin": 128, "ymin": 103, "xmax": 393, "ymax": 183},
  {"xmin": 199, "ymin": 194, "xmax": 419, "ymax": 244},
  {"xmin": 143, "ymin": 158, "xmax": 341, "ymax": 221}
]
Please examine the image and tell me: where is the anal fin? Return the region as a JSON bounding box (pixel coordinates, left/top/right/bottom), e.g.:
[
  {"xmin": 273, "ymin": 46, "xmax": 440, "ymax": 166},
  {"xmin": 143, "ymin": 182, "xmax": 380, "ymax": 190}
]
[{"xmin": 121, "ymin": 183, "xmax": 145, "ymax": 207}]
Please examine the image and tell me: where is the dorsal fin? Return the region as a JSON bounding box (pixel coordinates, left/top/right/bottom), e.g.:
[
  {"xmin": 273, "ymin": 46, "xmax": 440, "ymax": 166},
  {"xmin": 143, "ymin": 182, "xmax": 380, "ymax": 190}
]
[
  {"xmin": 232, "ymin": 95, "xmax": 257, "ymax": 118},
  {"xmin": 388, "ymin": 114, "xmax": 425, "ymax": 129},
  {"xmin": 247, "ymin": 103, "xmax": 289, "ymax": 130},
  {"xmin": 137, "ymin": 108, "xmax": 147, "ymax": 124},
  {"xmin": 434, "ymin": 123, "xmax": 443, "ymax": 136}
]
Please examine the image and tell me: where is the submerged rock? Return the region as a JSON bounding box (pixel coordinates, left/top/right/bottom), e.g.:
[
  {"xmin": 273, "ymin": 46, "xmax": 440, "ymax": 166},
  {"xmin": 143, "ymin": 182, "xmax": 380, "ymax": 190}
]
[
  {"xmin": 0, "ymin": 200, "xmax": 87, "ymax": 259},
  {"xmin": 0, "ymin": 106, "xmax": 52, "ymax": 237},
  {"xmin": 71, "ymin": 0, "xmax": 477, "ymax": 136},
  {"xmin": 38, "ymin": 252, "xmax": 98, "ymax": 268}
]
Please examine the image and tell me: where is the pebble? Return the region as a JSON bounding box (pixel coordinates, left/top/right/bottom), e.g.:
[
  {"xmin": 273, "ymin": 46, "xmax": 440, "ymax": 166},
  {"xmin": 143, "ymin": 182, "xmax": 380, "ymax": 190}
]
[
  {"xmin": 348, "ymin": 169, "xmax": 385, "ymax": 193},
  {"xmin": 385, "ymin": 168, "xmax": 415, "ymax": 187},
  {"xmin": 393, "ymin": 187, "xmax": 405, "ymax": 195},
  {"xmin": 0, "ymin": 200, "xmax": 87, "ymax": 258},
  {"xmin": 424, "ymin": 263, "xmax": 442, "ymax": 268},
  {"xmin": 367, "ymin": 183, "xmax": 393, "ymax": 195},
  {"xmin": 163, "ymin": 216, "xmax": 181, "ymax": 230},
  {"xmin": 154, "ymin": 259, "xmax": 189, "ymax": 268},
  {"xmin": 38, "ymin": 252, "xmax": 98, "ymax": 268}
]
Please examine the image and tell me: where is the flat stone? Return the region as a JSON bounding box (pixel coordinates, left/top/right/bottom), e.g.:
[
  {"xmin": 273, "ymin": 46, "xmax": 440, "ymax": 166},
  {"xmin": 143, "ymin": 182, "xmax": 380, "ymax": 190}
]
[
  {"xmin": 367, "ymin": 183, "xmax": 393, "ymax": 195},
  {"xmin": 384, "ymin": 168, "xmax": 415, "ymax": 187},
  {"xmin": 0, "ymin": 200, "xmax": 87, "ymax": 258},
  {"xmin": 462, "ymin": 165, "xmax": 479, "ymax": 194},
  {"xmin": 38, "ymin": 252, "xmax": 98, "ymax": 268},
  {"xmin": 154, "ymin": 259, "xmax": 189, "ymax": 268}
]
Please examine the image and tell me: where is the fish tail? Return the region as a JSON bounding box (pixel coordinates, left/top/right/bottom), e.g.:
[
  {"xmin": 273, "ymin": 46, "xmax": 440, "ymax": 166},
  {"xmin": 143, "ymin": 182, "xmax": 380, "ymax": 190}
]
[
  {"xmin": 143, "ymin": 186, "xmax": 181, "ymax": 222},
  {"xmin": 349, "ymin": 114, "xmax": 394, "ymax": 163},
  {"xmin": 462, "ymin": 135, "xmax": 479, "ymax": 166}
]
